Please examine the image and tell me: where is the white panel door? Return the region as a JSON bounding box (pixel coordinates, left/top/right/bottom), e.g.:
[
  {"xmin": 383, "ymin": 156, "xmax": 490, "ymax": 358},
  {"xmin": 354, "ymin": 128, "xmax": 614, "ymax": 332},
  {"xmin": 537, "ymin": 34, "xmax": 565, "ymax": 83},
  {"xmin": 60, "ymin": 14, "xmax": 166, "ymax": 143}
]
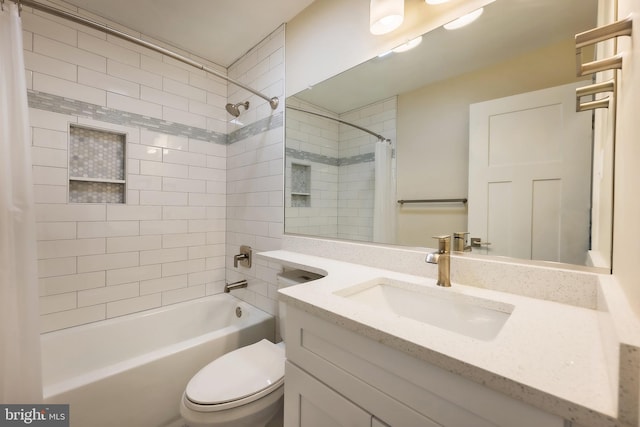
[{"xmin": 468, "ymin": 82, "xmax": 592, "ymax": 264}]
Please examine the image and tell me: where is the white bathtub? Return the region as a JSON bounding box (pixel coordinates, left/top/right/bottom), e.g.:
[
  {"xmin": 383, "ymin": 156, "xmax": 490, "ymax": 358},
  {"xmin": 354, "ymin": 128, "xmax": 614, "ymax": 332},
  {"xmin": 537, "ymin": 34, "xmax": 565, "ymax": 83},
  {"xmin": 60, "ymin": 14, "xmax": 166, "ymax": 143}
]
[{"xmin": 41, "ymin": 294, "xmax": 275, "ymax": 427}]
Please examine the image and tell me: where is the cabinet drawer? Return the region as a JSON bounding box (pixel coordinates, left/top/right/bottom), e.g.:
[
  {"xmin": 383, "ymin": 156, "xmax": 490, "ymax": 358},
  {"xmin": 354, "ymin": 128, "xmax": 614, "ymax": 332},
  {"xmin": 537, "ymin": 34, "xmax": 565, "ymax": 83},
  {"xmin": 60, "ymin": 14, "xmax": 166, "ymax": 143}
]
[{"xmin": 285, "ymin": 305, "xmax": 564, "ymax": 427}]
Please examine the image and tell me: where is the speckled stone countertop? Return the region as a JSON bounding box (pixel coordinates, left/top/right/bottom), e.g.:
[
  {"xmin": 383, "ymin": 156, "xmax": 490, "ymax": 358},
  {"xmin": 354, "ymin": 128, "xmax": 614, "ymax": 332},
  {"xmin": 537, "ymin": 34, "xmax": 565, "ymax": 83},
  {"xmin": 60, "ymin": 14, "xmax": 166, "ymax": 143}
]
[{"xmin": 257, "ymin": 249, "xmax": 640, "ymax": 427}]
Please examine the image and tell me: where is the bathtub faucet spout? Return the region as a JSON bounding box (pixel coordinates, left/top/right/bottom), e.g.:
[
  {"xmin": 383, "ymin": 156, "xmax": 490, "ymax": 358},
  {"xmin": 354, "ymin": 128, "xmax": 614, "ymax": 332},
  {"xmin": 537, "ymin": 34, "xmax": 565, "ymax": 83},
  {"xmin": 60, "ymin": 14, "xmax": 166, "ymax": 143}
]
[{"xmin": 224, "ymin": 280, "xmax": 248, "ymax": 293}]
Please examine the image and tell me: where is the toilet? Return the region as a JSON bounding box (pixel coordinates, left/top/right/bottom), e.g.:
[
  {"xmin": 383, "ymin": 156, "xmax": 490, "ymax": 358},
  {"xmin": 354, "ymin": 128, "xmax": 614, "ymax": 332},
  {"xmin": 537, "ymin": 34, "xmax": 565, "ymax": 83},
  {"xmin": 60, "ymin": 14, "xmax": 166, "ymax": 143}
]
[{"xmin": 180, "ymin": 269, "xmax": 323, "ymax": 427}]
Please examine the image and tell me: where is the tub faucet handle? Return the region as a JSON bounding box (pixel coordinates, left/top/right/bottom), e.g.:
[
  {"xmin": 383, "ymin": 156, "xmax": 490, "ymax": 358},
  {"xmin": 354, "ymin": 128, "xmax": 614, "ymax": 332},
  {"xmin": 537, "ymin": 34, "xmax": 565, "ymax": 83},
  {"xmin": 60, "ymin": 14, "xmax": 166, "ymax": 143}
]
[{"xmin": 233, "ymin": 245, "xmax": 252, "ymax": 268}]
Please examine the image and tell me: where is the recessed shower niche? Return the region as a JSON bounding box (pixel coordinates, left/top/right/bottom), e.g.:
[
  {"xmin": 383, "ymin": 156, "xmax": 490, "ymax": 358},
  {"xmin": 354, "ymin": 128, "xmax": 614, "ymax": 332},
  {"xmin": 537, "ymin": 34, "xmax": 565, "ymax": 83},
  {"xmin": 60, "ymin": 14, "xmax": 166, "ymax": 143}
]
[
  {"xmin": 69, "ymin": 125, "xmax": 126, "ymax": 204},
  {"xmin": 291, "ymin": 163, "xmax": 311, "ymax": 207}
]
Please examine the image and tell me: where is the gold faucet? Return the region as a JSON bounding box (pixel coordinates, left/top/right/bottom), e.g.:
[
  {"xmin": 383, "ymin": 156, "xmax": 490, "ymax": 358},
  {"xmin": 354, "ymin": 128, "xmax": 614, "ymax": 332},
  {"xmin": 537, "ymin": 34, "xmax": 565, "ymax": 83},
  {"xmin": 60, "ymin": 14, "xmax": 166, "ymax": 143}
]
[{"xmin": 425, "ymin": 235, "xmax": 451, "ymax": 287}]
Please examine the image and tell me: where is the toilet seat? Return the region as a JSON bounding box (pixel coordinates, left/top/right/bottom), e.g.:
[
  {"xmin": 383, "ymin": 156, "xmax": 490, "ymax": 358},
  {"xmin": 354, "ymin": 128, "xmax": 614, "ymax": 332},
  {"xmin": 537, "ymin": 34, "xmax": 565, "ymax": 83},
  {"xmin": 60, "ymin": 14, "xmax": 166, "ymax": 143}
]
[{"xmin": 184, "ymin": 339, "xmax": 285, "ymax": 413}]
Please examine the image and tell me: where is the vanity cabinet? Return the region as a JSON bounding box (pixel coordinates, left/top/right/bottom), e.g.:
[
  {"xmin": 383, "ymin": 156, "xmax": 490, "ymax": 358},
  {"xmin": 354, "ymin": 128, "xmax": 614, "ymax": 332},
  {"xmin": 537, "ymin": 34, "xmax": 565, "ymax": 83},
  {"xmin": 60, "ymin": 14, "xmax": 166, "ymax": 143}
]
[{"xmin": 283, "ymin": 304, "xmax": 565, "ymax": 427}]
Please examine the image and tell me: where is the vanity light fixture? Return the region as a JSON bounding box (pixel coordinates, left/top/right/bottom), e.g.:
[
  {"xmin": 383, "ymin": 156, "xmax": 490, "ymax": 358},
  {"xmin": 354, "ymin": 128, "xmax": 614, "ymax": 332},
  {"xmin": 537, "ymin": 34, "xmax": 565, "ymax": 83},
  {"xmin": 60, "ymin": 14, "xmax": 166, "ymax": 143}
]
[
  {"xmin": 370, "ymin": 0, "xmax": 404, "ymax": 35},
  {"xmin": 443, "ymin": 7, "xmax": 484, "ymax": 30}
]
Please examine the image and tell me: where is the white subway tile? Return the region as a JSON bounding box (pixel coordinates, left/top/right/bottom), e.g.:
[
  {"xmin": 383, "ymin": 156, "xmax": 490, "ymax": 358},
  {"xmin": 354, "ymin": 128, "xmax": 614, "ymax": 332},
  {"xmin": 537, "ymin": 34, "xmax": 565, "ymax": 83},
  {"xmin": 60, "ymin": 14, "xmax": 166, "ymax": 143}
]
[
  {"xmin": 140, "ymin": 274, "xmax": 187, "ymax": 295},
  {"xmin": 206, "ymin": 181, "xmax": 226, "ymax": 194},
  {"xmin": 107, "ymin": 92, "xmax": 161, "ymax": 118},
  {"xmin": 206, "ymin": 155, "xmax": 225, "ymax": 170},
  {"xmin": 78, "ymin": 282, "xmax": 139, "ymax": 307},
  {"xmin": 127, "ymin": 143, "xmax": 162, "ymax": 161},
  {"xmin": 32, "ymin": 128, "xmax": 67, "ymax": 150},
  {"xmin": 32, "ymin": 166, "xmax": 67, "ymax": 186},
  {"xmin": 162, "ymin": 107, "xmax": 206, "ymax": 129},
  {"xmin": 189, "ymin": 219, "xmax": 225, "ymax": 233},
  {"xmin": 140, "ymin": 161, "xmax": 188, "ymax": 178},
  {"xmin": 35, "ymin": 204, "xmax": 106, "ymax": 222},
  {"xmin": 78, "ymin": 252, "xmax": 140, "ymax": 273},
  {"xmin": 106, "ymin": 205, "xmax": 161, "ymax": 221},
  {"xmin": 162, "ymin": 233, "xmax": 206, "ymax": 249},
  {"xmin": 139, "ymin": 220, "xmax": 188, "ymax": 236},
  {"xmin": 128, "ymin": 159, "xmax": 140, "ymax": 174},
  {"xmin": 139, "ymin": 190, "xmax": 188, "ymax": 206},
  {"xmin": 34, "ymin": 73, "xmax": 106, "ymax": 106},
  {"xmin": 140, "ymin": 247, "xmax": 188, "ymax": 266},
  {"xmin": 140, "ymin": 86, "xmax": 188, "ymax": 111},
  {"xmin": 78, "ymin": 67, "xmax": 140, "ymax": 98},
  {"xmin": 36, "ymin": 222, "xmax": 77, "ymax": 241},
  {"xmin": 40, "ymin": 271, "xmax": 105, "ymax": 295},
  {"xmin": 24, "ymin": 51, "xmax": 77, "ymax": 81},
  {"xmin": 77, "ymin": 221, "xmax": 139, "ymax": 238},
  {"xmin": 141, "ymin": 56, "xmax": 189, "ymax": 83},
  {"xmin": 140, "ymin": 129, "xmax": 188, "ymax": 150},
  {"xmin": 106, "ymin": 293, "xmax": 160, "ymax": 319},
  {"xmin": 189, "ymin": 73, "xmax": 224, "ymax": 94},
  {"xmin": 161, "ymin": 259, "xmax": 205, "ymax": 277},
  {"xmin": 188, "ymin": 270, "xmax": 213, "ymax": 286},
  {"xmin": 188, "ymin": 244, "xmax": 224, "ymax": 260},
  {"xmin": 127, "ymin": 190, "xmax": 140, "ymax": 205},
  {"xmin": 161, "ymin": 285, "xmax": 205, "ymax": 306},
  {"xmin": 22, "ymin": 12, "xmax": 77, "ymax": 46},
  {"xmin": 206, "ymin": 117, "xmax": 227, "ymax": 134},
  {"xmin": 206, "ymin": 207, "xmax": 226, "ymax": 219},
  {"xmin": 106, "ymin": 235, "xmax": 161, "ymax": 253},
  {"xmin": 162, "ymin": 149, "xmax": 206, "ymax": 167},
  {"xmin": 23, "ymin": 30, "xmax": 33, "ymax": 51},
  {"xmin": 162, "ymin": 206, "xmax": 207, "ymax": 220},
  {"xmin": 78, "ymin": 32, "xmax": 140, "ymax": 67},
  {"xmin": 127, "ymin": 174, "xmax": 162, "ymax": 191},
  {"xmin": 189, "ymin": 166, "xmax": 225, "ymax": 181},
  {"xmin": 106, "ymin": 264, "xmax": 161, "ymax": 286},
  {"xmin": 38, "ymin": 257, "xmax": 76, "ymax": 278},
  {"xmin": 189, "ymin": 100, "xmax": 220, "ymax": 119},
  {"xmin": 107, "ymin": 59, "xmax": 162, "ymax": 89},
  {"xmin": 39, "ymin": 293, "xmax": 77, "ymax": 315},
  {"xmin": 41, "ymin": 305, "xmax": 105, "ymax": 333},
  {"xmin": 29, "ymin": 108, "xmax": 77, "ymax": 132},
  {"xmin": 189, "ymin": 193, "xmax": 223, "ymax": 207},
  {"xmin": 162, "ymin": 177, "xmax": 205, "ymax": 193},
  {"xmin": 188, "ymin": 139, "xmax": 226, "ymax": 157},
  {"xmin": 31, "ymin": 147, "xmax": 67, "ymax": 168},
  {"xmin": 162, "ymin": 77, "xmax": 205, "ymax": 102},
  {"xmin": 34, "ymin": 185, "xmax": 67, "ymax": 204}
]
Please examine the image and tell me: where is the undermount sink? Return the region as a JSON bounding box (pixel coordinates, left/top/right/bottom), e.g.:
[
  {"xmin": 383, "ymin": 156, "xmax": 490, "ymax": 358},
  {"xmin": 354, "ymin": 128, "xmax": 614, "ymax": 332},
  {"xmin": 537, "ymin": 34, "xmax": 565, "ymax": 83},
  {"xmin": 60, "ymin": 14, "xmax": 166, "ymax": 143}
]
[{"xmin": 335, "ymin": 278, "xmax": 514, "ymax": 340}]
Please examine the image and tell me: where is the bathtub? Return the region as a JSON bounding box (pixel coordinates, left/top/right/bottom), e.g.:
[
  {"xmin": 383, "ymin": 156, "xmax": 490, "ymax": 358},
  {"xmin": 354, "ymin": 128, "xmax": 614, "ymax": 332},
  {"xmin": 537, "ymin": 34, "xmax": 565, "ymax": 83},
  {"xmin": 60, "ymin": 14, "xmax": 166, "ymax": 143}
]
[{"xmin": 41, "ymin": 294, "xmax": 275, "ymax": 427}]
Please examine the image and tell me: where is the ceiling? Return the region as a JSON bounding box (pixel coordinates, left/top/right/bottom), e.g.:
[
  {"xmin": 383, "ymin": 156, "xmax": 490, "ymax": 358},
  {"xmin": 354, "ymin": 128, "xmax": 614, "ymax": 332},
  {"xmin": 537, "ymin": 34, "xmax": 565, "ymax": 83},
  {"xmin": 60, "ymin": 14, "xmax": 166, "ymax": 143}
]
[
  {"xmin": 295, "ymin": 0, "xmax": 598, "ymax": 113},
  {"xmin": 63, "ymin": 0, "xmax": 316, "ymax": 67}
]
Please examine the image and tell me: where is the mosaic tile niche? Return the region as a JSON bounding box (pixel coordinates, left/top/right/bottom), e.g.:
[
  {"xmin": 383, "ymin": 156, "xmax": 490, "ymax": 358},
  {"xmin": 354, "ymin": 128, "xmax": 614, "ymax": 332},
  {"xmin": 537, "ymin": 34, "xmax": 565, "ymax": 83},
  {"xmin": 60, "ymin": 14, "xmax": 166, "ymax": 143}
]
[
  {"xmin": 69, "ymin": 126, "xmax": 126, "ymax": 204},
  {"xmin": 291, "ymin": 163, "xmax": 310, "ymax": 207}
]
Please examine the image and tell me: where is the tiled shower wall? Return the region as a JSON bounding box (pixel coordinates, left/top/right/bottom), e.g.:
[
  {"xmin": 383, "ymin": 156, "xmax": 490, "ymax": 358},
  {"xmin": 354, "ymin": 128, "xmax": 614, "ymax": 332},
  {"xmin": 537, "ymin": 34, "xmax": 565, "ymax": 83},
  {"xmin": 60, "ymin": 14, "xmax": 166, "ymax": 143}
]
[{"xmin": 22, "ymin": 1, "xmax": 285, "ymax": 332}]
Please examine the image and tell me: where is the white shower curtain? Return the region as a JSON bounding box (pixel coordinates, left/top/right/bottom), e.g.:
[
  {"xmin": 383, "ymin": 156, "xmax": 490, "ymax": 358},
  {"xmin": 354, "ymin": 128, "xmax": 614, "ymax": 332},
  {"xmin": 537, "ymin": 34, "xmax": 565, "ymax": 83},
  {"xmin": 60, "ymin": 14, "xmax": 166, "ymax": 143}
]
[
  {"xmin": 0, "ymin": 2, "xmax": 43, "ymax": 403},
  {"xmin": 373, "ymin": 140, "xmax": 397, "ymax": 244}
]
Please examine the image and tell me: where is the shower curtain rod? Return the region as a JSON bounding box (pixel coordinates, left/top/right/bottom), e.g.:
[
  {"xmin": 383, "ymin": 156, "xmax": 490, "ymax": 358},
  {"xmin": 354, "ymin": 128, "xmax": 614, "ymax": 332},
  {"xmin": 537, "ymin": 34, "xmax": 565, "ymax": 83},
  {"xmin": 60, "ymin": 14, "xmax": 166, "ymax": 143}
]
[
  {"xmin": 286, "ymin": 105, "xmax": 391, "ymax": 142},
  {"xmin": 12, "ymin": 0, "xmax": 279, "ymax": 110}
]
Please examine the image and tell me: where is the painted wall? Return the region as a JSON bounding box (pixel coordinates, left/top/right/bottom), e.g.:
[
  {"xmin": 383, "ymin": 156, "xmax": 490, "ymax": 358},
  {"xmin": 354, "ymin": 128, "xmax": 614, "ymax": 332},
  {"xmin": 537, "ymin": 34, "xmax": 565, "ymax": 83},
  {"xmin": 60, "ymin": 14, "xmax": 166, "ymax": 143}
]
[
  {"xmin": 22, "ymin": 1, "xmax": 284, "ymax": 332},
  {"xmin": 614, "ymin": 0, "xmax": 640, "ymax": 318},
  {"xmin": 396, "ymin": 38, "xmax": 590, "ymax": 247}
]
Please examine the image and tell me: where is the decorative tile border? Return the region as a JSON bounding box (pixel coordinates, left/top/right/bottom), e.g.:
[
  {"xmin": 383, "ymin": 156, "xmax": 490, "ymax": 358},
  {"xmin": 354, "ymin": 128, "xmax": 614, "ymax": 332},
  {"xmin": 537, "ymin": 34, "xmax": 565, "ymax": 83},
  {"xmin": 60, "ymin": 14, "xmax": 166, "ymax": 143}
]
[
  {"xmin": 27, "ymin": 90, "xmax": 282, "ymax": 146},
  {"xmin": 286, "ymin": 147, "xmax": 375, "ymax": 166}
]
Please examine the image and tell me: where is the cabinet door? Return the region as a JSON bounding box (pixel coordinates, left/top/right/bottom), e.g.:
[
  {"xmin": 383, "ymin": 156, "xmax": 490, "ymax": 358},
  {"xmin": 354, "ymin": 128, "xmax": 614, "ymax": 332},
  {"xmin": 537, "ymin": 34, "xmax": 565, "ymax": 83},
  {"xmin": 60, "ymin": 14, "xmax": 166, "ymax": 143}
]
[{"xmin": 285, "ymin": 361, "xmax": 371, "ymax": 427}]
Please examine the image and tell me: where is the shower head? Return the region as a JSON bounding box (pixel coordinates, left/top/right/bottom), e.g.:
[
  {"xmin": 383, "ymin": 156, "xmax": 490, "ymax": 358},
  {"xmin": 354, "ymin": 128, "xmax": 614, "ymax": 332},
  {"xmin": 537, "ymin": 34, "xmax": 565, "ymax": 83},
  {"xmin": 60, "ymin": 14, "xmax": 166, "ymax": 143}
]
[{"xmin": 225, "ymin": 101, "xmax": 250, "ymax": 117}]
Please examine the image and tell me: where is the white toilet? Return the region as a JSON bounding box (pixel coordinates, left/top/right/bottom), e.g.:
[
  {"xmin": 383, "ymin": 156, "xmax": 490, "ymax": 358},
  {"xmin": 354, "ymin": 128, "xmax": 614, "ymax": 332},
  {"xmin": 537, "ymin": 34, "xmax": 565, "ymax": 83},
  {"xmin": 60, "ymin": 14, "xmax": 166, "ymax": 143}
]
[{"xmin": 180, "ymin": 269, "xmax": 323, "ymax": 427}]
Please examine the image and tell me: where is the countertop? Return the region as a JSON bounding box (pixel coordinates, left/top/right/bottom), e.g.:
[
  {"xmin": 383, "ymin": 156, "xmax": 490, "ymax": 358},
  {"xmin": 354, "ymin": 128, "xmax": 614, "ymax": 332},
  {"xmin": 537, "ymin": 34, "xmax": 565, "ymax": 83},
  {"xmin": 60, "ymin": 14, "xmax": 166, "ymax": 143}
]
[{"xmin": 257, "ymin": 249, "xmax": 623, "ymax": 427}]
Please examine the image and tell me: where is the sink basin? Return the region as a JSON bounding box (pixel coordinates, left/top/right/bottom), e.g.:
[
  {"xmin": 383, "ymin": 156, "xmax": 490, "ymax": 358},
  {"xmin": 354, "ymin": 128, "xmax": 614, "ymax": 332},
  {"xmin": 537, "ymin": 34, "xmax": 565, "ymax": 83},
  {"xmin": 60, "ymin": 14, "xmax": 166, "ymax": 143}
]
[{"xmin": 335, "ymin": 278, "xmax": 513, "ymax": 340}]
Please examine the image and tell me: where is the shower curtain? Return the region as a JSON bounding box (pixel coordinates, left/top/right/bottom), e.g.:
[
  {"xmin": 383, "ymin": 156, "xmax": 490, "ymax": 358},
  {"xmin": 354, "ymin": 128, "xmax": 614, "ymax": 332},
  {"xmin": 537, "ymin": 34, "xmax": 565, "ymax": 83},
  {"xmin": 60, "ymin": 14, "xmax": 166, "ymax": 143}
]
[
  {"xmin": 0, "ymin": 2, "xmax": 43, "ymax": 403},
  {"xmin": 373, "ymin": 140, "xmax": 397, "ymax": 244}
]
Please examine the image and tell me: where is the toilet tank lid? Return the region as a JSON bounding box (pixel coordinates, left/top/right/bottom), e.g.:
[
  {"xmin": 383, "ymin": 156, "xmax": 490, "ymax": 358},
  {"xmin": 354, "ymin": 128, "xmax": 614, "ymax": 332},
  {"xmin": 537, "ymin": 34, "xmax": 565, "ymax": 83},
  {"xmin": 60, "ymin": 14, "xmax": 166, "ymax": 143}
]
[{"xmin": 185, "ymin": 339, "xmax": 284, "ymax": 405}]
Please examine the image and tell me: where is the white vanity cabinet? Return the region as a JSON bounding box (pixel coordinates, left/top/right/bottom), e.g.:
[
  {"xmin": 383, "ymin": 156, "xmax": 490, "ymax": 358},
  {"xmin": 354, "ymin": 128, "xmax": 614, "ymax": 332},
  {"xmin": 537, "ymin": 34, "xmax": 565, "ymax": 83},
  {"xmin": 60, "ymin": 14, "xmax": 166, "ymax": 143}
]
[{"xmin": 282, "ymin": 304, "xmax": 566, "ymax": 427}]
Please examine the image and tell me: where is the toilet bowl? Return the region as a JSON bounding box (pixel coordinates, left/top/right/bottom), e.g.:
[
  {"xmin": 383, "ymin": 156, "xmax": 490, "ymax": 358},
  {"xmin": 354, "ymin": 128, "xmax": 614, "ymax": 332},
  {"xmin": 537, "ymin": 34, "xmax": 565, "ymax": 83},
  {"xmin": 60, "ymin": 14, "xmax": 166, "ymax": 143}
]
[{"xmin": 180, "ymin": 269, "xmax": 323, "ymax": 427}]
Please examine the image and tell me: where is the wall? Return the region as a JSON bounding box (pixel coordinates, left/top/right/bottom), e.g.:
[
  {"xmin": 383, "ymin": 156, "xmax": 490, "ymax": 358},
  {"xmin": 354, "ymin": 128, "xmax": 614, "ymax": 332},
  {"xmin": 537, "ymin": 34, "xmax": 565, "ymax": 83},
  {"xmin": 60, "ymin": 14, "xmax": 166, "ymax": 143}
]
[
  {"xmin": 285, "ymin": 0, "xmax": 491, "ymax": 96},
  {"xmin": 614, "ymin": 0, "xmax": 640, "ymax": 319},
  {"xmin": 22, "ymin": 1, "xmax": 284, "ymax": 332},
  {"xmin": 224, "ymin": 27, "xmax": 286, "ymax": 316},
  {"xmin": 396, "ymin": 38, "xmax": 590, "ymax": 247}
]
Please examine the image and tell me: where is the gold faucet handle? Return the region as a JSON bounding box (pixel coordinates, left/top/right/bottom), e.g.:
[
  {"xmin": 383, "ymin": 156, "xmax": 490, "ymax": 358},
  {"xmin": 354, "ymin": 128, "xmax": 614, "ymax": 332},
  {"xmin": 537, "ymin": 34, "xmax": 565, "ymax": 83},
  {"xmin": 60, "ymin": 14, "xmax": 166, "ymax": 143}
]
[{"xmin": 432, "ymin": 235, "xmax": 451, "ymax": 253}]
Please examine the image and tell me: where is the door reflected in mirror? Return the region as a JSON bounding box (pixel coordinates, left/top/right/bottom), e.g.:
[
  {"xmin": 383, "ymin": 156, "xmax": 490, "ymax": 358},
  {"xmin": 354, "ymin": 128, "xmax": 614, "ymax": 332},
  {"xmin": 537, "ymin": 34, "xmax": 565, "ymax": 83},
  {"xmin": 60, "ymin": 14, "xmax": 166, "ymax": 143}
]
[{"xmin": 285, "ymin": 0, "xmax": 613, "ymax": 271}]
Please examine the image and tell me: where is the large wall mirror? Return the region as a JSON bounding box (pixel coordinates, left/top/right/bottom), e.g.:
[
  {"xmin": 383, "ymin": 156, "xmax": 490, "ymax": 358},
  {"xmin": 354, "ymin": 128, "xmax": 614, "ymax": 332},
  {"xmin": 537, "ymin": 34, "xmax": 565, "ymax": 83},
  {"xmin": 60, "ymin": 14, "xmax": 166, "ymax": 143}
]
[{"xmin": 285, "ymin": 0, "xmax": 615, "ymax": 272}]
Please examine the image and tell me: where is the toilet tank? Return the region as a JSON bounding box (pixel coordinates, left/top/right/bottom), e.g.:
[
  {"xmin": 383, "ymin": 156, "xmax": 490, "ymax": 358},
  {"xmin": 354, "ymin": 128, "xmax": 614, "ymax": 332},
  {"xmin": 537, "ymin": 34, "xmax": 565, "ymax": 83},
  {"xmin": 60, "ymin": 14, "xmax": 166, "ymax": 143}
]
[{"xmin": 276, "ymin": 269, "xmax": 323, "ymax": 342}]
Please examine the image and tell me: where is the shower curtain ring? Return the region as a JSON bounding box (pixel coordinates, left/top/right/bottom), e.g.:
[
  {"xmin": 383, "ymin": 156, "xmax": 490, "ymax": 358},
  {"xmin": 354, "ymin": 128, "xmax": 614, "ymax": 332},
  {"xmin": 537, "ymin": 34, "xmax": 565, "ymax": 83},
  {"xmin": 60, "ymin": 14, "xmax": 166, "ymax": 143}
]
[{"xmin": 1, "ymin": 0, "xmax": 4, "ymax": 12}]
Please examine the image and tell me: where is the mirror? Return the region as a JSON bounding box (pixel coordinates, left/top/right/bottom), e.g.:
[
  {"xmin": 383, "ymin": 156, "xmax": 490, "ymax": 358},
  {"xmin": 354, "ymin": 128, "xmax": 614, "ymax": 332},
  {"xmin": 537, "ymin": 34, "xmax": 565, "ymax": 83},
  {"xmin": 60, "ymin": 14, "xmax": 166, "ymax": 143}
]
[{"xmin": 285, "ymin": 0, "xmax": 613, "ymax": 270}]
